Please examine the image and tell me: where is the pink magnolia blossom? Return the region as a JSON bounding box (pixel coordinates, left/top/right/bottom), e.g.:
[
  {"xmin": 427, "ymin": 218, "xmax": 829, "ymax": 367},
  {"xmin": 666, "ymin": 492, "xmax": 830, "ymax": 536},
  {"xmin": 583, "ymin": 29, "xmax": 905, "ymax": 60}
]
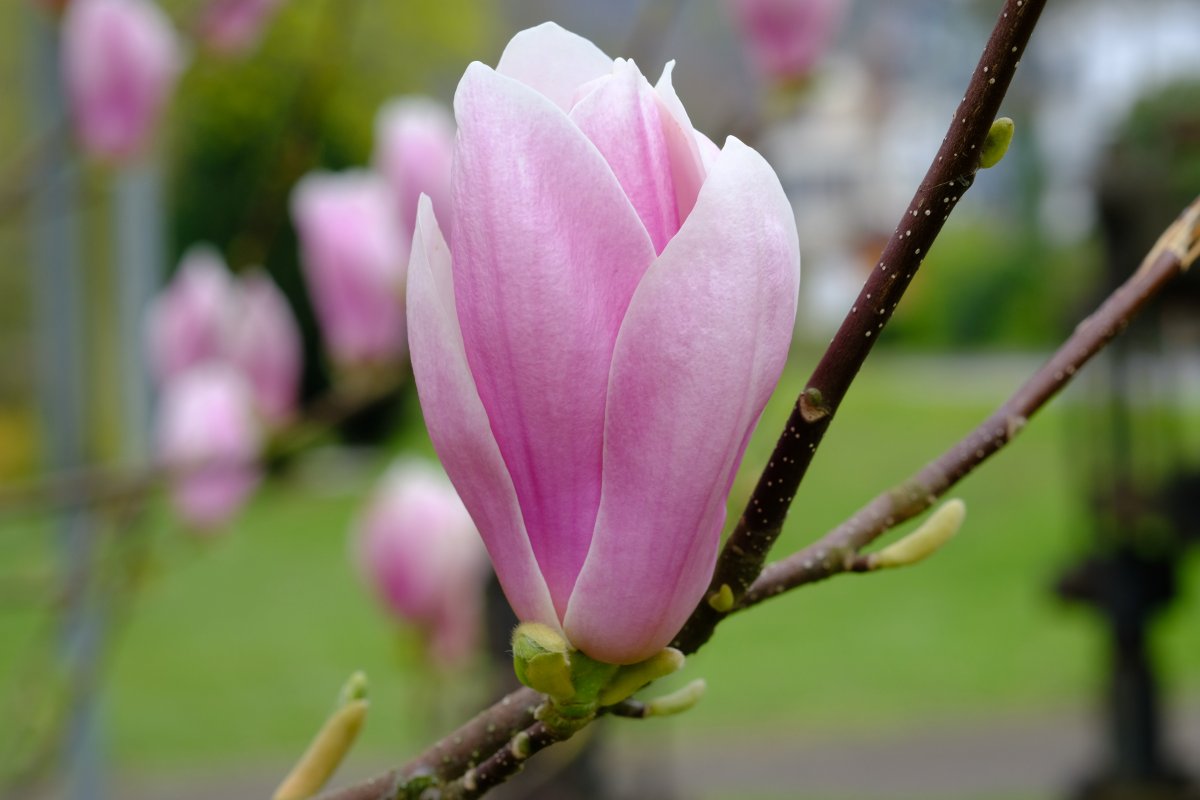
[
  {"xmin": 225, "ymin": 269, "xmax": 303, "ymax": 424},
  {"xmin": 145, "ymin": 246, "xmax": 234, "ymax": 386},
  {"xmin": 291, "ymin": 171, "xmax": 408, "ymax": 367},
  {"xmin": 156, "ymin": 364, "xmax": 262, "ymax": 530},
  {"xmin": 407, "ymin": 24, "xmax": 800, "ymax": 664},
  {"xmin": 728, "ymin": 0, "xmax": 847, "ymax": 81},
  {"xmin": 355, "ymin": 462, "xmax": 488, "ymax": 667},
  {"xmin": 372, "ymin": 97, "xmax": 456, "ymax": 247},
  {"xmin": 147, "ymin": 249, "xmax": 302, "ymax": 425},
  {"xmin": 196, "ymin": 0, "xmax": 285, "ymax": 54},
  {"xmin": 61, "ymin": 0, "xmax": 182, "ymax": 161}
]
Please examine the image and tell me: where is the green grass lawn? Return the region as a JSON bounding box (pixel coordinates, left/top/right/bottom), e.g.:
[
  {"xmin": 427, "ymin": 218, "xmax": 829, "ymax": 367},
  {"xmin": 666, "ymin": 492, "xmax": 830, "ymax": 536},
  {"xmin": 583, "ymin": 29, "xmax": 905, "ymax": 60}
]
[{"xmin": 2, "ymin": 350, "xmax": 1198, "ymax": 777}]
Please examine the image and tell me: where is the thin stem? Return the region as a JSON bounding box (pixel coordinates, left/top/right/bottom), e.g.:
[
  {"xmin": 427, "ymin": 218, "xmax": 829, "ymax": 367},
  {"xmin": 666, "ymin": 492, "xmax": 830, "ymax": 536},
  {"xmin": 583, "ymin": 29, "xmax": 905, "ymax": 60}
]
[
  {"xmin": 673, "ymin": 0, "xmax": 1048, "ymax": 654},
  {"xmin": 314, "ymin": 687, "xmax": 543, "ymax": 800},
  {"xmin": 0, "ymin": 372, "xmax": 404, "ymax": 516},
  {"xmin": 739, "ymin": 195, "xmax": 1200, "ymax": 607}
]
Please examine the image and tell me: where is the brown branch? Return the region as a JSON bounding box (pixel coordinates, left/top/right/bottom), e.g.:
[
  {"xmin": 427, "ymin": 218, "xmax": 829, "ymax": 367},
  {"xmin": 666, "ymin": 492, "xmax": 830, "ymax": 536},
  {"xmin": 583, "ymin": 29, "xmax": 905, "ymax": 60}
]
[
  {"xmin": 739, "ymin": 194, "xmax": 1200, "ymax": 607},
  {"xmin": 315, "ymin": 687, "xmax": 543, "ymax": 800},
  {"xmin": 441, "ymin": 721, "xmax": 564, "ymax": 800},
  {"xmin": 672, "ymin": 0, "xmax": 1048, "ymax": 654}
]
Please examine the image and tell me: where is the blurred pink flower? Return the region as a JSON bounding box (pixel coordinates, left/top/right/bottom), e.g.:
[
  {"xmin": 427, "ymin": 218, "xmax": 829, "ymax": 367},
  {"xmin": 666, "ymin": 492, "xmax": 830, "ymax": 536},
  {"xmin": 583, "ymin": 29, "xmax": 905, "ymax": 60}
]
[
  {"xmin": 61, "ymin": 0, "xmax": 182, "ymax": 161},
  {"xmin": 156, "ymin": 363, "xmax": 262, "ymax": 530},
  {"xmin": 225, "ymin": 269, "xmax": 303, "ymax": 425},
  {"xmin": 196, "ymin": 0, "xmax": 284, "ymax": 55},
  {"xmin": 291, "ymin": 171, "xmax": 407, "ymax": 367},
  {"xmin": 355, "ymin": 461, "xmax": 488, "ymax": 667},
  {"xmin": 408, "ymin": 24, "xmax": 799, "ymax": 664},
  {"xmin": 372, "ymin": 97, "xmax": 456, "ymax": 247},
  {"xmin": 728, "ymin": 0, "xmax": 847, "ymax": 81},
  {"xmin": 145, "ymin": 246, "xmax": 233, "ymax": 386},
  {"xmin": 146, "ymin": 248, "xmax": 302, "ymax": 426}
]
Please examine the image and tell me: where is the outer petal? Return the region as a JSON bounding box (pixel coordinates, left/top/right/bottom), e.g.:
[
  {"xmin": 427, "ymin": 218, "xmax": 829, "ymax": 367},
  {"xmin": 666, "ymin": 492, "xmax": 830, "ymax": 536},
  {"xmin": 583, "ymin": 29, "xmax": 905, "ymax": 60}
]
[
  {"xmin": 495, "ymin": 22, "xmax": 613, "ymax": 112},
  {"xmin": 407, "ymin": 197, "xmax": 557, "ymax": 630},
  {"xmin": 452, "ymin": 64, "xmax": 656, "ymax": 616},
  {"xmin": 570, "ymin": 59, "xmax": 680, "ymax": 254},
  {"xmin": 564, "ymin": 137, "xmax": 800, "ymax": 664}
]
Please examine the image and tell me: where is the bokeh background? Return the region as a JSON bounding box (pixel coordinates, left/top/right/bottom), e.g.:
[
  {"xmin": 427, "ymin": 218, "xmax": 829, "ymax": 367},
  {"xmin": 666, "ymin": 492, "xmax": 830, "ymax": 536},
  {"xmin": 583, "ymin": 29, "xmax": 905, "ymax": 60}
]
[{"xmin": 1, "ymin": 1, "xmax": 1199, "ymax": 799}]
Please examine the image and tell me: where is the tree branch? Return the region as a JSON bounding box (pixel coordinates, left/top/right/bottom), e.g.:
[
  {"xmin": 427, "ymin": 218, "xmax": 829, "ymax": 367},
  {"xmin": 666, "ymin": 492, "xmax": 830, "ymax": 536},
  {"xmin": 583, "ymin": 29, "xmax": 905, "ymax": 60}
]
[
  {"xmin": 739, "ymin": 194, "xmax": 1200, "ymax": 607},
  {"xmin": 315, "ymin": 687, "xmax": 543, "ymax": 800},
  {"xmin": 673, "ymin": 0, "xmax": 1048, "ymax": 654}
]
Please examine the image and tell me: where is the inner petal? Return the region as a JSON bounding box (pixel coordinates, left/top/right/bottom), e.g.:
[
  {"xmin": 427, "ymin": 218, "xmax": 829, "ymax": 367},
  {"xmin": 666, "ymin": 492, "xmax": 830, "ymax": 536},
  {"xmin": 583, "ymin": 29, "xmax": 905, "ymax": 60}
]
[{"xmin": 570, "ymin": 59, "xmax": 681, "ymax": 255}]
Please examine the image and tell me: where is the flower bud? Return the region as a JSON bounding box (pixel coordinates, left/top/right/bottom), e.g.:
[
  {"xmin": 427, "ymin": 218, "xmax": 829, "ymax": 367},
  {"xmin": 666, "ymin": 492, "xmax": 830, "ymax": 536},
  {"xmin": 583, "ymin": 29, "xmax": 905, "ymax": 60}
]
[
  {"xmin": 156, "ymin": 364, "xmax": 262, "ymax": 530},
  {"xmin": 291, "ymin": 171, "xmax": 407, "ymax": 368},
  {"xmin": 225, "ymin": 269, "xmax": 302, "ymax": 426},
  {"xmin": 196, "ymin": 0, "xmax": 285, "ymax": 55},
  {"xmin": 354, "ymin": 461, "xmax": 488, "ymax": 667},
  {"xmin": 409, "ymin": 23, "xmax": 799, "ymax": 664},
  {"xmin": 372, "ymin": 97, "xmax": 456, "ymax": 248},
  {"xmin": 727, "ymin": 0, "xmax": 847, "ymax": 83},
  {"xmin": 61, "ymin": 0, "xmax": 182, "ymax": 162},
  {"xmin": 146, "ymin": 246, "xmax": 234, "ymax": 387}
]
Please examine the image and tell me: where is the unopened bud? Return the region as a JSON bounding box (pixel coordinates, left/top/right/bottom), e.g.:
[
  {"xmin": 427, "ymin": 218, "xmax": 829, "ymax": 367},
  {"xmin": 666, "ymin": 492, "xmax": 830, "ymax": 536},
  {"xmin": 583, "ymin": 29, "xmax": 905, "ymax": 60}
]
[
  {"xmin": 870, "ymin": 499, "xmax": 966, "ymax": 569},
  {"xmin": 980, "ymin": 117, "xmax": 1014, "ymax": 169},
  {"xmin": 599, "ymin": 648, "xmax": 686, "ymax": 706}
]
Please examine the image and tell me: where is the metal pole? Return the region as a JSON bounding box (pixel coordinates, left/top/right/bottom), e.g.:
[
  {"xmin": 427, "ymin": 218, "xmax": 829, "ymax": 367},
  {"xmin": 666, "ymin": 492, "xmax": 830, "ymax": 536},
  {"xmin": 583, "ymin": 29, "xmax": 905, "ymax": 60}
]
[
  {"xmin": 114, "ymin": 160, "xmax": 165, "ymax": 460},
  {"xmin": 24, "ymin": 8, "xmax": 106, "ymax": 800}
]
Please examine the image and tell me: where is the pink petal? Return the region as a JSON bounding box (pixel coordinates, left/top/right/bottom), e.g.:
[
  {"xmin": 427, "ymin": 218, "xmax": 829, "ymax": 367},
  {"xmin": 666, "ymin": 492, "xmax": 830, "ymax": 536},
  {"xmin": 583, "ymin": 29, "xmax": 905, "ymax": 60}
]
[
  {"xmin": 495, "ymin": 22, "xmax": 613, "ymax": 112},
  {"xmin": 653, "ymin": 62, "xmax": 710, "ymax": 225},
  {"xmin": 157, "ymin": 364, "xmax": 262, "ymax": 531},
  {"xmin": 569, "ymin": 59, "xmax": 680, "ymax": 254},
  {"xmin": 451, "ymin": 64, "xmax": 656, "ymax": 616},
  {"xmin": 407, "ymin": 197, "xmax": 558, "ymax": 631},
  {"xmin": 563, "ymin": 137, "xmax": 800, "ymax": 664}
]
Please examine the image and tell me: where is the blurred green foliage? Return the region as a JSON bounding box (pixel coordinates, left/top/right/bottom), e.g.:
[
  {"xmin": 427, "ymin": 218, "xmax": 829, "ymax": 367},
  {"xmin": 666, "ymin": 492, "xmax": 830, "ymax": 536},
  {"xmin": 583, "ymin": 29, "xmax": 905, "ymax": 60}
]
[{"xmin": 885, "ymin": 222, "xmax": 1096, "ymax": 350}]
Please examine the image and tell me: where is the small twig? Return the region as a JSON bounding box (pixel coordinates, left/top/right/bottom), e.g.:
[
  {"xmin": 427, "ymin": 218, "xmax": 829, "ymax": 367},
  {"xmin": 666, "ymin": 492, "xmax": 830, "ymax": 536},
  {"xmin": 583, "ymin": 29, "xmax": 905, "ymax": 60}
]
[
  {"xmin": 0, "ymin": 372, "xmax": 404, "ymax": 516},
  {"xmin": 673, "ymin": 0, "xmax": 1048, "ymax": 654},
  {"xmin": 314, "ymin": 687, "xmax": 543, "ymax": 800},
  {"xmin": 739, "ymin": 195, "xmax": 1200, "ymax": 607}
]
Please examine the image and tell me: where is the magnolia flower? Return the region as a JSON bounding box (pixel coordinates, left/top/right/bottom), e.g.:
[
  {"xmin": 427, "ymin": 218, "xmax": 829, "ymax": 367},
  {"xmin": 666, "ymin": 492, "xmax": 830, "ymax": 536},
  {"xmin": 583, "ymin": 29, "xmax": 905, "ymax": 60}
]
[
  {"xmin": 147, "ymin": 248, "xmax": 302, "ymax": 424},
  {"xmin": 146, "ymin": 246, "xmax": 234, "ymax": 386},
  {"xmin": 196, "ymin": 0, "xmax": 285, "ymax": 54},
  {"xmin": 728, "ymin": 0, "xmax": 847, "ymax": 81},
  {"xmin": 373, "ymin": 97, "xmax": 456, "ymax": 248},
  {"xmin": 291, "ymin": 172, "xmax": 408, "ymax": 367},
  {"xmin": 408, "ymin": 24, "xmax": 800, "ymax": 664},
  {"xmin": 61, "ymin": 0, "xmax": 182, "ymax": 161},
  {"xmin": 156, "ymin": 363, "xmax": 262, "ymax": 530},
  {"xmin": 355, "ymin": 462, "xmax": 488, "ymax": 667},
  {"xmin": 225, "ymin": 269, "xmax": 303, "ymax": 424}
]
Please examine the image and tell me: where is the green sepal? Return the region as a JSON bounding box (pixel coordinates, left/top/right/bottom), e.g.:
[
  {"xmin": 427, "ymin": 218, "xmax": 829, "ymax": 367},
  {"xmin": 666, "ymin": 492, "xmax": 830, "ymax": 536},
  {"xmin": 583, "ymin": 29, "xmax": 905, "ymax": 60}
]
[
  {"xmin": 512, "ymin": 623, "xmax": 574, "ymax": 701},
  {"xmin": 598, "ymin": 648, "xmax": 685, "ymax": 706},
  {"xmin": 644, "ymin": 678, "xmax": 707, "ymax": 717}
]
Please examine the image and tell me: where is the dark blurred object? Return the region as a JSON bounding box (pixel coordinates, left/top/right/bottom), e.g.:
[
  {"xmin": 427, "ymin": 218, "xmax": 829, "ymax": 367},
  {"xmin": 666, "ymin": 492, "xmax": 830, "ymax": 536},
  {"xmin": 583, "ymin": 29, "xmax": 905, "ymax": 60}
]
[{"xmin": 1056, "ymin": 80, "xmax": 1200, "ymax": 800}]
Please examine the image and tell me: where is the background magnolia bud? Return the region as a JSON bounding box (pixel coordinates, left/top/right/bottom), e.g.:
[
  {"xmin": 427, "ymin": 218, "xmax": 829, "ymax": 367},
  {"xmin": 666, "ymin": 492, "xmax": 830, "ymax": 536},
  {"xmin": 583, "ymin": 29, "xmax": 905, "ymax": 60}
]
[
  {"xmin": 156, "ymin": 364, "xmax": 263, "ymax": 530},
  {"xmin": 225, "ymin": 269, "xmax": 303, "ymax": 426},
  {"xmin": 61, "ymin": 0, "xmax": 183, "ymax": 161},
  {"xmin": 727, "ymin": 0, "xmax": 847, "ymax": 82},
  {"xmin": 291, "ymin": 171, "xmax": 408, "ymax": 368},
  {"xmin": 196, "ymin": 0, "xmax": 285, "ymax": 55},
  {"xmin": 372, "ymin": 97, "xmax": 456, "ymax": 247},
  {"xmin": 354, "ymin": 461, "xmax": 488, "ymax": 667},
  {"xmin": 145, "ymin": 246, "xmax": 235, "ymax": 386}
]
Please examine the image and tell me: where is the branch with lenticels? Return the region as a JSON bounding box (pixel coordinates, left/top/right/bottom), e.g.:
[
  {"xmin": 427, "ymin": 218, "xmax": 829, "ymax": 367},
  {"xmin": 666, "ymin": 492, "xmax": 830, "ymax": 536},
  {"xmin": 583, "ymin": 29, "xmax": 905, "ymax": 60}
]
[
  {"xmin": 673, "ymin": 0, "xmax": 1048, "ymax": 654},
  {"xmin": 740, "ymin": 194, "xmax": 1200, "ymax": 608}
]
